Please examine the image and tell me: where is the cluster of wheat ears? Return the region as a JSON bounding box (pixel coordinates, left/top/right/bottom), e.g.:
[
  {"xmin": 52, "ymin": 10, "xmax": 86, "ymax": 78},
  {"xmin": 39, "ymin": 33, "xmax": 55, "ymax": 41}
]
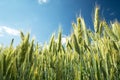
[{"xmin": 0, "ymin": 7, "xmax": 120, "ymax": 80}]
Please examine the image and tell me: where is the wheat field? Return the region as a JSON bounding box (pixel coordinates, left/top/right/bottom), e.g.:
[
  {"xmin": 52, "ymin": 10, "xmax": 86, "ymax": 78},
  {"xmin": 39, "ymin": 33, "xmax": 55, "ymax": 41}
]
[{"xmin": 0, "ymin": 7, "xmax": 120, "ymax": 80}]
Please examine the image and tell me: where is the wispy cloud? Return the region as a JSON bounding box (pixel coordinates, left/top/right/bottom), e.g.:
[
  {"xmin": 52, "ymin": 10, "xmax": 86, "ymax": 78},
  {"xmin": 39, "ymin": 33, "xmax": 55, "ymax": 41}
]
[
  {"xmin": 0, "ymin": 26, "xmax": 20, "ymax": 37},
  {"xmin": 38, "ymin": 0, "xmax": 49, "ymax": 4},
  {"xmin": 110, "ymin": 12, "xmax": 115, "ymax": 16},
  {"xmin": 107, "ymin": 8, "xmax": 110, "ymax": 11}
]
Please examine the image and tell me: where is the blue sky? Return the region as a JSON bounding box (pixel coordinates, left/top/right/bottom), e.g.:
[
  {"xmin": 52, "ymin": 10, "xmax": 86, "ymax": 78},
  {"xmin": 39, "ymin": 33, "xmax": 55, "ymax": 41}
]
[{"xmin": 0, "ymin": 0, "xmax": 120, "ymax": 46}]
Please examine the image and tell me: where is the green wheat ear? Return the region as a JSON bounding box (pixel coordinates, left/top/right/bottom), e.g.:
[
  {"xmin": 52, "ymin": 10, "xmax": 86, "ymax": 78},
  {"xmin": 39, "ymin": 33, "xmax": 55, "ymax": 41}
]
[
  {"xmin": 49, "ymin": 33, "xmax": 55, "ymax": 52},
  {"xmin": 103, "ymin": 21, "xmax": 118, "ymax": 41},
  {"xmin": 10, "ymin": 39, "xmax": 14, "ymax": 48},
  {"xmin": 94, "ymin": 6, "xmax": 100, "ymax": 33},
  {"xmin": 20, "ymin": 31, "xmax": 25, "ymax": 40},
  {"xmin": 57, "ymin": 30, "xmax": 62, "ymax": 52},
  {"xmin": 111, "ymin": 21, "xmax": 120, "ymax": 39},
  {"xmin": 80, "ymin": 17, "xmax": 89, "ymax": 45},
  {"xmin": 72, "ymin": 33, "xmax": 80, "ymax": 54}
]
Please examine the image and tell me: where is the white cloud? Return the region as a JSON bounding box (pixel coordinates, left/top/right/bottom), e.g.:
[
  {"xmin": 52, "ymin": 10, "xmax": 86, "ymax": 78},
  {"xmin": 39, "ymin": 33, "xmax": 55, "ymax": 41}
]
[
  {"xmin": 61, "ymin": 37, "xmax": 67, "ymax": 45},
  {"xmin": 38, "ymin": 0, "xmax": 49, "ymax": 4},
  {"xmin": 0, "ymin": 26, "xmax": 20, "ymax": 37},
  {"xmin": 55, "ymin": 35, "xmax": 70, "ymax": 45},
  {"xmin": 62, "ymin": 35, "xmax": 71, "ymax": 45}
]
